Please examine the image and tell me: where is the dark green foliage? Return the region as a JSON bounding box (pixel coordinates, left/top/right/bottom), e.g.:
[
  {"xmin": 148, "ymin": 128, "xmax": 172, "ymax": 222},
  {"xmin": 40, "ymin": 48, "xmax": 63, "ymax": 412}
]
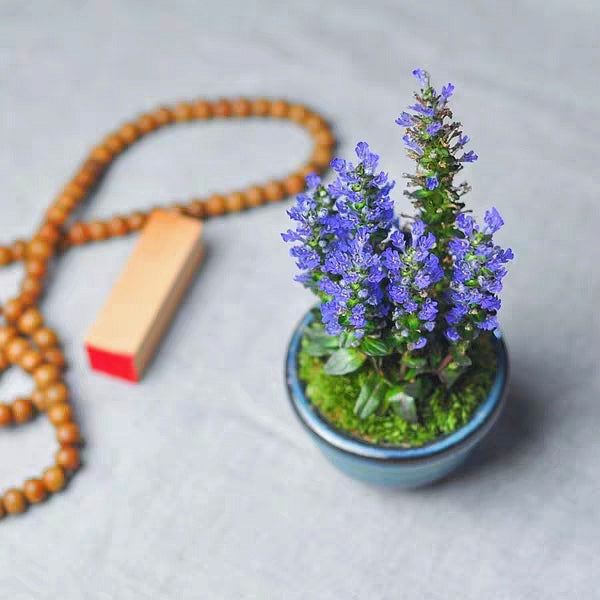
[{"xmin": 298, "ymin": 330, "xmax": 497, "ymax": 447}]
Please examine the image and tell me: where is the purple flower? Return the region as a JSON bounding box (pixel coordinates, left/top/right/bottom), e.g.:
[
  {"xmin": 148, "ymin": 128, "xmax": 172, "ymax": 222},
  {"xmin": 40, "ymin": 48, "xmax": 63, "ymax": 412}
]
[
  {"xmin": 384, "ymin": 221, "xmax": 443, "ymax": 350},
  {"xmin": 426, "ymin": 122, "xmax": 442, "ymax": 136},
  {"xmin": 412, "ymin": 68, "xmax": 429, "ymax": 88},
  {"xmin": 410, "ymin": 337, "xmax": 427, "ymax": 350},
  {"xmin": 418, "ymin": 298, "xmax": 438, "ymax": 322},
  {"xmin": 355, "ymin": 141, "xmax": 379, "ymax": 174},
  {"xmin": 409, "ymin": 103, "xmax": 435, "ymax": 117},
  {"xmin": 441, "ymin": 83, "xmax": 455, "ymax": 101},
  {"xmin": 425, "ymin": 175, "xmax": 439, "ymax": 190},
  {"xmin": 446, "ymin": 328, "xmax": 460, "ymax": 342},
  {"xmin": 445, "ymin": 209, "xmax": 513, "ymax": 341},
  {"xmin": 395, "ymin": 112, "xmax": 414, "ymax": 127},
  {"xmin": 456, "ymin": 213, "xmax": 476, "ymax": 237},
  {"xmin": 305, "ymin": 173, "xmax": 321, "ymax": 190},
  {"xmin": 458, "ymin": 134, "xmax": 470, "ymax": 146},
  {"xmin": 403, "ymin": 134, "xmax": 423, "ymax": 156},
  {"xmin": 461, "ymin": 150, "xmax": 478, "ymax": 163},
  {"xmin": 483, "ymin": 207, "xmax": 504, "ymax": 234}
]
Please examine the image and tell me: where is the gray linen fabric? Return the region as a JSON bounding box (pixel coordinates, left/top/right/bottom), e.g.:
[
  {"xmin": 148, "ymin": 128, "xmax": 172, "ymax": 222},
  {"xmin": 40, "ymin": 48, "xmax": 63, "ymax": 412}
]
[{"xmin": 0, "ymin": 1, "xmax": 598, "ymax": 598}]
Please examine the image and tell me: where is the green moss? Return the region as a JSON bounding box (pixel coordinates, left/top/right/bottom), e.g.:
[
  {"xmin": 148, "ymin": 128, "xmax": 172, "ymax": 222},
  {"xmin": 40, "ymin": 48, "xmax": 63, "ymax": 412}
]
[{"xmin": 298, "ymin": 333, "xmax": 497, "ymax": 447}]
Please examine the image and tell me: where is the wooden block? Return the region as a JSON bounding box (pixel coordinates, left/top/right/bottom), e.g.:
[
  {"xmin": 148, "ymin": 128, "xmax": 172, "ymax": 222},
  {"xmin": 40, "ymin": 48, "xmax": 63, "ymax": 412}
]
[{"xmin": 85, "ymin": 210, "xmax": 203, "ymax": 382}]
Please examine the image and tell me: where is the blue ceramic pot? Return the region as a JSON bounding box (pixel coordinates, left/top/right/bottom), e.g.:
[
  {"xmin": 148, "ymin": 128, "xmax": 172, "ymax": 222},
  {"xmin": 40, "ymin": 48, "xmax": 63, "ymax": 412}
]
[{"xmin": 285, "ymin": 310, "xmax": 509, "ymax": 488}]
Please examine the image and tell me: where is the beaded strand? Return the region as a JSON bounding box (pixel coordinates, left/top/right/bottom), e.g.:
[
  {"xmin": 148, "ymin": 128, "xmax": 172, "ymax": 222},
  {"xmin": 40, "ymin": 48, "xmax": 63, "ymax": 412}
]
[{"xmin": 0, "ymin": 97, "xmax": 336, "ymax": 519}]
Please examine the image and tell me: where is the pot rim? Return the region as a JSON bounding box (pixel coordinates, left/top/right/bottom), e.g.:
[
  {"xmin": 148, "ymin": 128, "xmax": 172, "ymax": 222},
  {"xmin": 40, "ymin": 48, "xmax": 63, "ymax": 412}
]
[{"xmin": 285, "ymin": 309, "xmax": 509, "ymax": 464}]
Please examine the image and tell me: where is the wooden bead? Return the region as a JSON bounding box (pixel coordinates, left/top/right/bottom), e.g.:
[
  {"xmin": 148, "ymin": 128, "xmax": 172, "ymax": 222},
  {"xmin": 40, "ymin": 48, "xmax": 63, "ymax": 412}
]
[
  {"xmin": 3, "ymin": 489, "xmax": 27, "ymax": 514},
  {"xmin": 33, "ymin": 364, "xmax": 62, "ymax": 389},
  {"xmin": 231, "ymin": 98, "xmax": 252, "ymax": 117},
  {"xmin": 126, "ymin": 212, "xmax": 147, "ymax": 231},
  {"xmin": 107, "ymin": 216, "xmax": 129, "ymax": 236},
  {"xmin": 264, "ymin": 181, "xmax": 285, "ymax": 203},
  {"xmin": 251, "ymin": 98, "xmax": 270, "ymax": 116},
  {"xmin": 245, "ymin": 186, "xmax": 265, "ymax": 208},
  {"xmin": 205, "ymin": 195, "xmax": 226, "ymax": 217},
  {"xmin": 187, "ymin": 200, "xmax": 206, "ymax": 218},
  {"xmin": 64, "ymin": 182, "xmax": 85, "ymax": 200},
  {"xmin": 288, "ymin": 104, "xmax": 308, "ymax": 123},
  {"xmin": 174, "ymin": 102, "xmax": 194, "ymax": 122},
  {"xmin": 42, "ymin": 466, "xmax": 66, "ymax": 492},
  {"xmin": 88, "ymin": 221, "xmax": 109, "ymax": 241},
  {"xmin": 105, "ymin": 134, "xmax": 125, "ymax": 154},
  {"xmin": 0, "ymin": 403, "xmax": 13, "ymax": 426},
  {"xmin": 21, "ymin": 276, "xmax": 44, "ymax": 301},
  {"xmin": 56, "ymin": 422, "xmax": 81, "ymax": 445},
  {"xmin": 44, "ymin": 382, "xmax": 69, "ymax": 406},
  {"xmin": 28, "ymin": 238, "xmax": 53, "ymax": 260},
  {"xmin": 47, "ymin": 403, "xmax": 73, "ymax": 426},
  {"xmin": 20, "ymin": 349, "xmax": 43, "ymax": 373},
  {"xmin": 0, "ymin": 246, "xmax": 13, "ymax": 265},
  {"xmin": 154, "ymin": 106, "xmax": 174, "ymax": 126},
  {"xmin": 12, "ymin": 240, "xmax": 27, "ymax": 259},
  {"xmin": 31, "ymin": 389, "xmax": 47, "ymax": 411},
  {"xmin": 305, "ymin": 114, "xmax": 327, "ymax": 133},
  {"xmin": 224, "ymin": 192, "xmax": 245, "ymax": 212},
  {"xmin": 119, "ymin": 123, "xmax": 140, "ymax": 144},
  {"xmin": 18, "ymin": 308, "xmax": 44, "ymax": 334},
  {"xmin": 67, "ymin": 222, "xmax": 90, "ymax": 245},
  {"xmin": 270, "ymin": 100, "xmax": 289, "ymax": 118},
  {"xmin": 56, "ymin": 193, "xmax": 78, "ymax": 211},
  {"xmin": 37, "ymin": 223, "xmax": 61, "ymax": 244},
  {"xmin": 56, "ymin": 446, "xmax": 80, "ymax": 471},
  {"xmin": 23, "ymin": 479, "xmax": 47, "ymax": 504},
  {"xmin": 12, "ymin": 398, "xmax": 34, "ymax": 423},
  {"xmin": 33, "ymin": 327, "xmax": 58, "ymax": 349},
  {"xmin": 0, "ymin": 351, "xmax": 8, "ymax": 371},
  {"xmin": 213, "ymin": 99, "xmax": 232, "ymax": 118},
  {"xmin": 3, "ymin": 298, "xmax": 23, "ymax": 322},
  {"xmin": 91, "ymin": 146, "xmax": 112, "ymax": 163},
  {"xmin": 284, "ymin": 174, "xmax": 305, "ymax": 196},
  {"xmin": 26, "ymin": 258, "xmax": 47, "ymax": 278},
  {"xmin": 315, "ymin": 129, "xmax": 336, "ymax": 147},
  {"xmin": 138, "ymin": 114, "xmax": 158, "ymax": 133},
  {"xmin": 312, "ymin": 146, "xmax": 333, "ymax": 168},
  {"xmin": 192, "ymin": 100, "xmax": 212, "ymax": 119},
  {"xmin": 5, "ymin": 337, "xmax": 29, "ymax": 362},
  {"xmin": 75, "ymin": 169, "xmax": 95, "ymax": 189},
  {"xmin": 0, "ymin": 325, "xmax": 18, "ymax": 347},
  {"xmin": 43, "ymin": 348, "xmax": 66, "ymax": 369},
  {"xmin": 298, "ymin": 163, "xmax": 318, "ymax": 179},
  {"xmin": 46, "ymin": 206, "xmax": 68, "ymax": 225}
]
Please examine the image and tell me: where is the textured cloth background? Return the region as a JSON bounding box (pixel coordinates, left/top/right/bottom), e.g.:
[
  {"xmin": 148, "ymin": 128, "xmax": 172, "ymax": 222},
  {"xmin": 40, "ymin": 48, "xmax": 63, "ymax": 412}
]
[{"xmin": 0, "ymin": 1, "xmax": 598, "ymax": 598}]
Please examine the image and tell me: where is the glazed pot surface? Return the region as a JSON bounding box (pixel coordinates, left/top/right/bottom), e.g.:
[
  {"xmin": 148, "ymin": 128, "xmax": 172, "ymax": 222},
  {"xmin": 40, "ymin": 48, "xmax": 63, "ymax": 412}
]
[{"xmin": 285, "ymin": 310, "xmax": 509, "ymax": 487}]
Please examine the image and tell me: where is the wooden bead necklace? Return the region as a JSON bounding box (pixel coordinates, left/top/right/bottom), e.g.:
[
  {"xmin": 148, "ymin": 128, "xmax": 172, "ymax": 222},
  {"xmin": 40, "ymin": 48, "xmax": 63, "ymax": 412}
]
[{"xmin": 0, "ymin": 97, "xmax": 336, "ymax": 519}]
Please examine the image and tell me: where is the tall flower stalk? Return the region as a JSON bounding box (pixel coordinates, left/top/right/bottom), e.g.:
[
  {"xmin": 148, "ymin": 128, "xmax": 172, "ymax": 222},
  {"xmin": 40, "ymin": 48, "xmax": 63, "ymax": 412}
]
[{"xmin": 283, "ymin": 69, "xmax": 513, "ymax": 421}]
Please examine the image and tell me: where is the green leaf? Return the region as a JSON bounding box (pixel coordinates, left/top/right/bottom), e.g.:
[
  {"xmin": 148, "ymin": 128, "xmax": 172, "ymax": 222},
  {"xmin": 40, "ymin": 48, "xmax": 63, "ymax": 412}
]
[
  {"xmin": 360, "ymin": 337, "xmax": 391, "ymax": 357},
  {"xmin": 338, "ymin": 331, "xmax": 354, "ymax": 349},
  {"xmin": 401, "ymin": 355, "xmax": 428, "ymax": 369},
  {"xmin": 303, "ymin": 327, "xmax": 339, "ymax": 357},
  {"xmin": 354, "ymin": 379, "xmax": 387, "ymax": 419},
  {"xmin": 303, "ymin": 341, "xmax": 335, "ymax": 357},
  {"xmin": 386, "ymin": 386, "xmax": 418, "ymax": 424},
  {"xmin": 438, "ymin": 361, "xmax": 469, "ymax": 388},
  {"xmin": 324, "ymin": 348, "xmax": 366, "ymax": 376},
  {"xmin": 451, "ymin": 353, "xmax": 472, "ymax": 368}
]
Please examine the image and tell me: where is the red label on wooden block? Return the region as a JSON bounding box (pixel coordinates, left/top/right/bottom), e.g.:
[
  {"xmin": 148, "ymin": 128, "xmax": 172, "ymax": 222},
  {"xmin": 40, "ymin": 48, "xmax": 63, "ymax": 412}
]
[
  {"xmin": 85, "ymin": 344, "xmax": 139, "ymax": 382},
  {"xmin": 85, "ymin": 210, "xmax": 204, "ymax": 382}
]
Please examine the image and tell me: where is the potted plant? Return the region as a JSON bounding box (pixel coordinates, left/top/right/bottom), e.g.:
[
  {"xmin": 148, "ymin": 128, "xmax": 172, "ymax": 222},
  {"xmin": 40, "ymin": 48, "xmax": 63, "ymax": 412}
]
[{"xmin": 283, "ymin": 69, "xmax": 514, "ymax": 487}]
